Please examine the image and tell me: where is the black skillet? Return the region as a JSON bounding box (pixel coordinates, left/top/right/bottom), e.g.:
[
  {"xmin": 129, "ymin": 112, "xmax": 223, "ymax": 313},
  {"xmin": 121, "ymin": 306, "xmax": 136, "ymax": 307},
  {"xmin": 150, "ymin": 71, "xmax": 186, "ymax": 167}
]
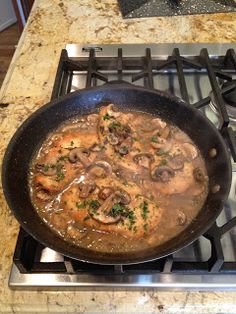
[{"xmin": 2, "ymin": 83, "xmax": 232, "ymax": 264}]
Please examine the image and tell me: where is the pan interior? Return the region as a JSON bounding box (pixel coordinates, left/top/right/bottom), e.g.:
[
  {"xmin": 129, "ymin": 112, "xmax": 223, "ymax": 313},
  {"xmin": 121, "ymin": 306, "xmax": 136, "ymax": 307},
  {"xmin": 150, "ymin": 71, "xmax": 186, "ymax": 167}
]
[{"xmin": 2, "ymin": 85, "xmax": 231, "ymax": 264}]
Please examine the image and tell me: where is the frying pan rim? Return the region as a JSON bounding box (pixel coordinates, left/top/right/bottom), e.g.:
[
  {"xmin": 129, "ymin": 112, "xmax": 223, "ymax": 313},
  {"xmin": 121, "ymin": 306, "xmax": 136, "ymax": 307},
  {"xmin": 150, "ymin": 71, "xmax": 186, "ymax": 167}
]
[{"xmin": 1, "ymin": 84, "xmax": 232, "ymax": 264}]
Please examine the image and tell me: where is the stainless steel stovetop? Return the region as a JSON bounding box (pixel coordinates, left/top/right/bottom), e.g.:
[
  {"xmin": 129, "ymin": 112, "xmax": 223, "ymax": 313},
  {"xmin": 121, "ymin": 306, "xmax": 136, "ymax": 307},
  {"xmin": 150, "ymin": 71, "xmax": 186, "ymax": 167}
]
[{"xmin": 9, "ymin": 43, "xmax": 236, "ymax": 290}]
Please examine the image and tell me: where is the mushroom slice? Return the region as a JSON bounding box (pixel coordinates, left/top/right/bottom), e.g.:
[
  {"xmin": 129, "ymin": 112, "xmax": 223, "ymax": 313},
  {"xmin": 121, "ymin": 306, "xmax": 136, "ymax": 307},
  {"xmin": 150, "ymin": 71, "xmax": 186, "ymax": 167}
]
[
  {"xmin": 151, "ymin": 136, "xmax": 165, "ymax": 149},
  {"xmin": 115, "ymin": 145, "xmax": 129, "ymax": 156},
  {"xmin": 107, "ymin": 104, "xmax": 120, "ymax": 118},
  {"xmin": 78, "ymin": 181, "xmax": 96, "ymax": 198},
  {"xmin": 36, "ymin": 163, "xmax": 58, "ymax": 176},
  {"xmin": 36, "ymin": 188, "xmax": 52, "ymax": 201},
  {"xmin": 115, "ymin": 137, "xmax": 133, "ymax": 156},
  {"xmin": 68, "ymin": 147, "xmax": 90, "ymax": 166},
  {"xmin": 90, "ymin": 143, "xmax": 104, "ymax": 152},
  {"xmin": 115, "ymin": 189, "xmax": 131, "ymax": 205},
  {"xmin": 182, "ymin": 143, "xmax": 198, "ymax": 160},
  {"xmin": 167, "ymin": 155, "xmax": 184, "ymax": 170},
  {"xmin": 91, "ymin": 193, "xmax": 121, "ymax": 224},
  {"xmin": 110, "ymin": 123, "xmax": 131, "ymax": 141},
  {"xmin": 114, "ymin": 165, "xmax": 136, "ymax": 182},
  {"xmin": 193, "ymin": 167, "xmax": 206, "ymax": 182},
  {"xmin": 133, "ymin": 153, "xmax": 155, "ymax": 168},
  {"xmin": 98, "ymin": 187, "xmax": 114, "ymax": 200},
  {"xmin": 86, "ymin": 160, "xmax": 112, "ymax": 178},
  {"xmin": 107, "ymin": 133, "xmax": 119, "ymax": 145},
  {"xmin": 151, "ymin": 137, "xmax": 172, "ymax": 153},
  {"xmin": 151, "ymin": 166, "xmax": 175, "ymax": 182}
]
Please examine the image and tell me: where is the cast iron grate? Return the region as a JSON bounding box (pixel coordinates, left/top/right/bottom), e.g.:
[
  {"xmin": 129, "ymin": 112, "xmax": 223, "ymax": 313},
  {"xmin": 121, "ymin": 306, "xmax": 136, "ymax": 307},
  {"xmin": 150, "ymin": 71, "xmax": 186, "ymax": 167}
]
[{"xmin": 14, "ymin": 47, "xmax": 236, "ymax": 274}]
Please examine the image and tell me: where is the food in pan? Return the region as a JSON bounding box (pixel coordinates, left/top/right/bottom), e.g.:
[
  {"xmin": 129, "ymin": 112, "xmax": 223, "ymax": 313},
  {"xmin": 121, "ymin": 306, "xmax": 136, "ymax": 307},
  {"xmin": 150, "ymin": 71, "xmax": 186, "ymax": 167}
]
[{"xmin": 29, "ymin": 104, "xmax": 208, "ymax": 253}]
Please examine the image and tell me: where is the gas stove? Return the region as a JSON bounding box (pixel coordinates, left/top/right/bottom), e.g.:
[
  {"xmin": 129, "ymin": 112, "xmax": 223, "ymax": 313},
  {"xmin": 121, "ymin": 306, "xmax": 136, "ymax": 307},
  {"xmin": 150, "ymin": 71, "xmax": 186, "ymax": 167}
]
[{"xmin": 9, "ymin": 43, "xmax": 236, "ymax": 290}]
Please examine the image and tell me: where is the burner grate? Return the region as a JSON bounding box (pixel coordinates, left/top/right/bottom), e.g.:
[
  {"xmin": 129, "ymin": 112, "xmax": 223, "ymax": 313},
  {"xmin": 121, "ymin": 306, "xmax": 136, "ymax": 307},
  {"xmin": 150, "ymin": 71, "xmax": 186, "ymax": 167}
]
[
  {"xmin": 51, "ymin": 47, "xmax": 236, "ymax": 159},
  {"xmin": 14, "ymin": 226, "xmax": 236, "ymax": 274},
  {"xmin": 13, "ymin": 46, "xmax": 236, "ymax": 278}
]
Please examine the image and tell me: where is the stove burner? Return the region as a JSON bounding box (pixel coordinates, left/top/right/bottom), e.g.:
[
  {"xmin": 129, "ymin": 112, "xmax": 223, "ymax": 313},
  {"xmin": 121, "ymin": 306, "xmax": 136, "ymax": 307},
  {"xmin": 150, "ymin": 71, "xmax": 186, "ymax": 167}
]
[
  {"xmin": 8, "ymin": 44, "xmax": 236, "ymax": 289},
  {"xmin": 209, "ymin": 80, "xmax": 236, "ymax": 123},
  {"xmin": 222, "ymin": 80, "xmax": 236, "ymax": 108}
]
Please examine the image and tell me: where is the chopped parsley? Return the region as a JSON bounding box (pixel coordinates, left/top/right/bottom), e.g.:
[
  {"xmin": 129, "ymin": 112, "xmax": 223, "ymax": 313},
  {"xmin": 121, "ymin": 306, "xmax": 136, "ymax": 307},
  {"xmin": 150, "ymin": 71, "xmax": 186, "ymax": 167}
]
[
  {"xmin": 76, "ymin": 201, "xmax": 86, "ymax": 209},
  {"xmin": 160, "ymin": 159, "xmax": 167, "ymax": 166},
  {"xmin": 155, "ymin": 150, "xmax": 169, "ymax": 157},
  {"xmin": 99, "ymin": 144, "xmax": 106, "ymax": 150},
  {"xmin": 143, "ymin": 223, "xmax": 148, "ymax": 233},
  {"xmin": 83, "ymin": 215, "xmax": 90, "ymax": 221},
  {"xmin": 88, "ymin": 200, "xmax": 100, "ymax": 211},
  {"xmin": 109, "ymin": 204, "xmax": 136, "ymax": 231},
  {"xmin": 43, "ymin": 164, "xmax": 50, "ymax": 172},
  {"xmin": 55, "ymin": 172, "xmax": 65, "ymax": 182},
  {"xmin": 70, "ymin": 140, "xmax": 74, "ymax": 146},
  {"xmin": 140, "ymin": 200, "xmax": 149, "ymax": 220},
  {"xmin": 127, "ymin": 210, "xmax": 136, "ymax": 230},
  {"xmin": 103, "ymin": 113, "xmax": 110, "ymax": 120},
  {"xmin": 109, "ymin": 121, "xmax": 121, "ymax": 129},
  {"xmin": 76, "ymin": 199, "xmax": 100, "ymax": 212},
  {"xmin": 110, "ymin": 203, "xmax": 126, "ymax": 217},
  {"xmin": 54, "ymin": 163, "xmax": 65, "ymax": 182},
  {"xmin": 151, "ymin": 135, "xmax": 158, "ymax": 143},
  {"xmin": 57, "ymin": 155, "xmax": 67, "ymax": 161}
]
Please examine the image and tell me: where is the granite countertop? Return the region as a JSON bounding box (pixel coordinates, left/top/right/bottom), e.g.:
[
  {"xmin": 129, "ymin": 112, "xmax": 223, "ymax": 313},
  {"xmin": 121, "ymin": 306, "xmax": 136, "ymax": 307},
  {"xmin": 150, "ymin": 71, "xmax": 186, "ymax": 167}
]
[{"xmin": 0, "ymin": 0, "xmax": 236, "ymax": 312}]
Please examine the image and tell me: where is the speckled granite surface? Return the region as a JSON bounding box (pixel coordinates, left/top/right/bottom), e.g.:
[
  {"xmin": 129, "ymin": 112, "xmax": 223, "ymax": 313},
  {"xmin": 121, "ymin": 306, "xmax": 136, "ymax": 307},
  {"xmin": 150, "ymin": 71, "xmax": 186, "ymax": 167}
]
[
  {"xmin": 0, "ymin": 0, "xmax": 236, "ymax": 312},
  {"xmin": 118, "ymin": 0, "xmax": 236, "ymax": 18}
]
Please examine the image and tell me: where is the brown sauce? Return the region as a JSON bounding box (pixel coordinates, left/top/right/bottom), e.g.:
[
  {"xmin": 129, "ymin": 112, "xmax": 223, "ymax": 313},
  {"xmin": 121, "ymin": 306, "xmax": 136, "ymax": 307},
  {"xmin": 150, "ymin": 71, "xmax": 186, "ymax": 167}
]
[{"xmin": 29, "ymin": 104, "xmax": 208, "ymax": 253}]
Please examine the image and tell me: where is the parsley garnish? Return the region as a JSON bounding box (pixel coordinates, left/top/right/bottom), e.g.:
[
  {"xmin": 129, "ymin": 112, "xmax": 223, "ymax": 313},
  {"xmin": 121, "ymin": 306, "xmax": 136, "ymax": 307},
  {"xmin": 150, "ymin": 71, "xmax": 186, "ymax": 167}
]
[
  {"xmin": 109, "ymin": 121, "xmax": 121, "ymax": 129},
  {"xmin": 127, "ymin": 210, "xmax": 136, "ymax": 230},
  {"xmin": 43, "ymin": 164, "xmax": 49, "ymax": 172},
  {"xmin": 151, "ymin": 135, "xmax": 158, "ymax": 143},
  {"xmin": 88, "ymin": 200, "xmax": 100, "ymax": 211},
  {"xmin": 57, "ymin": 155, "xmax": 67, "ymax": 161},
  {"xmin": 83, "ymin": 215, "xmax": 90, "ymax": 221},
  {"xmin": 143, "ymin": 223, "xmax": 148, "ymax": 233},
  {"xmin": 76, "ymin": 199, "xmax": 100, "ymax": 212},
  {"xmin": 155, "ymin": 150, "xmax": 169, "ymax": 157},
  {"xmin": 76, "ymin": 201, "xmax": 86, "ymax": 209},
  {"xmin": 55, "ymin": 172, "xmax": 65, "ymax": 182},
  {"xmin": 140, "ymin": 201, "xmax": 149, "ymax": 220},
  {"xmin": 103, "ymin": 113, "xmax": 110, "ymax": 120},
  {"xmin": 160, "ymin": 159, "xmax": 167, "ymax": 166},
  {"xmin": 54, "ymin": 163, "xmax": 65, "ymax": 181},
  {"xmin": 70, "ymin": 140, "xmax": 74, "ymax": 146},
  {"xmin": 99, "ymin": 144, "xmax": 106, "ymax": 150},
  {"xmin": 110, "ymin": 203, "xmax": 126, "ymax": 217},
  {"xmin": 109, "ymin": 204, "xmax": 136, "ymax": 231}
]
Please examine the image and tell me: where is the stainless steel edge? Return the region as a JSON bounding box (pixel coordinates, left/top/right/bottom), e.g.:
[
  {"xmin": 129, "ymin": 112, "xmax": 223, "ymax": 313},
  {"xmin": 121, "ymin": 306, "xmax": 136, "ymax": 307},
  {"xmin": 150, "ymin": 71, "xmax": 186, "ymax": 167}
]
[
  {"xmin": 9, "ymin": 265, "xmax": 236, "ymax": 290},
  {"xmin": 66, "ymin": 43, "xmax": 236, "ymax": 58}
]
